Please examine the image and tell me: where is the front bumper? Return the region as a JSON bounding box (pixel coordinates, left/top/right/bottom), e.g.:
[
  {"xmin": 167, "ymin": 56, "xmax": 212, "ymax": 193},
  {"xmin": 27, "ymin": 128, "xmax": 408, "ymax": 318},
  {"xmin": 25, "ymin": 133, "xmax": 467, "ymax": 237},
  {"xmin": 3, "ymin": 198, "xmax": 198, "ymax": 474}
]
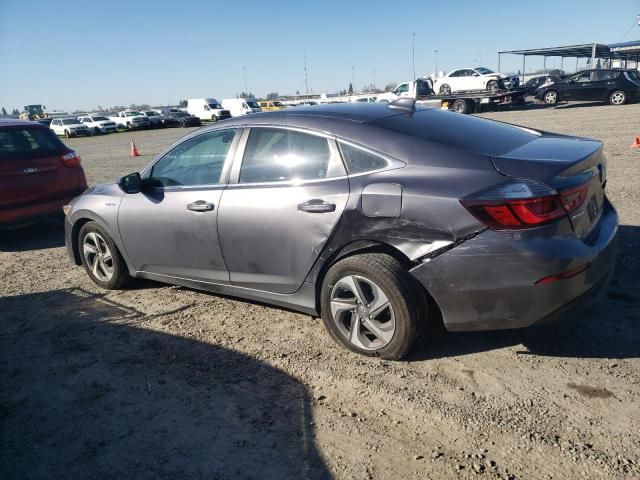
[{"xmin": 410, "ymin": 198, "xmax": 618, "ymax": 332}]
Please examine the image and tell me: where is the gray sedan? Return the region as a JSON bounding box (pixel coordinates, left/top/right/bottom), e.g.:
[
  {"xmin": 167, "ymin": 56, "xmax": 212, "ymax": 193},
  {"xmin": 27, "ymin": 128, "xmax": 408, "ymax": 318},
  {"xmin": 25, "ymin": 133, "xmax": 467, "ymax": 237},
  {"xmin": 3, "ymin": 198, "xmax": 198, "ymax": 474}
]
[{"xmin": 64, "ymin": 102, "xmax": 617, "ymax": 359}]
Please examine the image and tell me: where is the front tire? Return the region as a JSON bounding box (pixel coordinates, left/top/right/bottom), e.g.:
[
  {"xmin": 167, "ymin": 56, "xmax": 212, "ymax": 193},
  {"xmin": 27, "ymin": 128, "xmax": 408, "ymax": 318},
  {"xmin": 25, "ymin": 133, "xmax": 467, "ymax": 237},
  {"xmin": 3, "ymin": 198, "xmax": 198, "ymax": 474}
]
[
  {"xmin": 439, "ymin": 83, "xmax": 452, "ymax": 95},
  {"xmin": 544, "ymin": 90, "xmax": 559, "ymax": 105},
  {"xmin": 211, "ymin": 114, "xmax": 218, "ymax": 122},
  {"xmin": 320, "ymin": 253, "xmax": 426, "ymax": 360},
  {"xmin": 486, "ymin": 80, "xmax": 498, "ymax": 93},
  {"xmin": 609, "ymin": 90, "xmax": 627, "ymax": 105},
  {"xmin": 64, "ymin": 129, "xmax": 70, "ymax": 138},
  {"xmin": 78, "ymin": 222, "xmax": 130, "ymax": 290}
]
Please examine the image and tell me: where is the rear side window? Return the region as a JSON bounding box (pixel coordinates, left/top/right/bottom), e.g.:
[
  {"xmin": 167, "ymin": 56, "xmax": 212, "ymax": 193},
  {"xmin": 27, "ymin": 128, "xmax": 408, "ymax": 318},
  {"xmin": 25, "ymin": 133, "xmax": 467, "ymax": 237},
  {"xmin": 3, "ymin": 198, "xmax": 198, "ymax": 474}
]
[
  {"xmin": 339, "ymin": 143, "xmax": 389, "ymax": 174},
  {"xmin": 239, "ymin": 128, "xmax": 332, "ymax": 183},
  {"xmin": 0, "ymin": 127, "xmax": 65, "ymax": 160}
]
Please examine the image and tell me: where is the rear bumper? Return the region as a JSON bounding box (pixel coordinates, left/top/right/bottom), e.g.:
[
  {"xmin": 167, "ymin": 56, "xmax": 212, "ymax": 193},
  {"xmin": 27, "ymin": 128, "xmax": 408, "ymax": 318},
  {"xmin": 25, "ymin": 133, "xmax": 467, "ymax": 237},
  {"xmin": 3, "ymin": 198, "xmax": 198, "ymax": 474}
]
[{"xmin": 410, "ymin": 198, "xmax": 618, "ymax": 331}]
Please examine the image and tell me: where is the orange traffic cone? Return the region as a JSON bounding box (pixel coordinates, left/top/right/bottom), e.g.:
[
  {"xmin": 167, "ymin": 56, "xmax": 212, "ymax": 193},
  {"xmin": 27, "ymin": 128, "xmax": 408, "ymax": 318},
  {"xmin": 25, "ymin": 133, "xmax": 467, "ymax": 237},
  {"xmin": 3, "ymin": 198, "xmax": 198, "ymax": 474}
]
[
  {"xmin": 130, "ymin": 139, "xmax": 140, "ymax": 157},
  {"xmin": 631, "ymin": 137, "xmax": 640, "ymax": 148}
]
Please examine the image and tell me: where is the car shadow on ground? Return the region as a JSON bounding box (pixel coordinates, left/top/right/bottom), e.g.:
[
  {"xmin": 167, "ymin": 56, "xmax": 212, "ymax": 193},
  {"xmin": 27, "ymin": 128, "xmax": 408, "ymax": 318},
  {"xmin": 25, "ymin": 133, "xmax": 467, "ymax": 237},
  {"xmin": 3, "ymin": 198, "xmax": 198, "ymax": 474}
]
[
  {"xmin": 410, "ymin": 225, "xmax": 640, "ymax": 362},
  {"xmin": 0, "ymin": 288, "xmax": 331, "ymax": 480},
  {"xmin": 0, "ymin": 219, "xmax": 65, "ymax": 252}
]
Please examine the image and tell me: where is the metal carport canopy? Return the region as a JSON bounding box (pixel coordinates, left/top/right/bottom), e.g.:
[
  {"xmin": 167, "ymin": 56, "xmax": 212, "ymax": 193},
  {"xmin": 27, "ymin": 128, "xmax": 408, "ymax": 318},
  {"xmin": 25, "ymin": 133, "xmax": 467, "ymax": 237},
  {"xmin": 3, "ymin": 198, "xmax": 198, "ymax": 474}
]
[{"xmin": 497, "ymin": 43, "xmax": 611, "ymax": 81}]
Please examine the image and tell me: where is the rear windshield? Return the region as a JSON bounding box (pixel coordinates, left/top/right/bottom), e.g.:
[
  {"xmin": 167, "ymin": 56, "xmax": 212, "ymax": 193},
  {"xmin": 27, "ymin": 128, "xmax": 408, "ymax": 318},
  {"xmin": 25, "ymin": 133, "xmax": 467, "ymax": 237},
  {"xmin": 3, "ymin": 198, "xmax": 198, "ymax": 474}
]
[
  {"xmin": 92, "ymin": 116, "xmax": 109, "ymax": 121},
  {"xmin": 370, "ymin": 109, "xmax": 537, "ymax": 156},
  {"xmin": 0, "ymin": 127, "xmax": 66, "ymax": 160}
]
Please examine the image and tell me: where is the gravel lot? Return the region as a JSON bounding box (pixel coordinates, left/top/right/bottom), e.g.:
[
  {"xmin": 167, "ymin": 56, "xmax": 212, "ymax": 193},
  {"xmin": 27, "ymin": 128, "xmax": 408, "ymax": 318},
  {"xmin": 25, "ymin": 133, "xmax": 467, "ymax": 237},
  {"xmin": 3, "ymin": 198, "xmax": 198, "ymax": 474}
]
[{"xmin": 1, "ymin": 103, "xmax": 639, "ymax": 479}]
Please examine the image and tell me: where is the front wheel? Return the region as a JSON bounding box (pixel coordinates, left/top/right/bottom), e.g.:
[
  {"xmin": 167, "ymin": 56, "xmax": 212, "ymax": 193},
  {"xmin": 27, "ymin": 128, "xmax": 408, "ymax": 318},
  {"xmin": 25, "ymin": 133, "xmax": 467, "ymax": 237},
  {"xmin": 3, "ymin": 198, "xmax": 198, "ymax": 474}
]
[
  {"xmin": 64, "ymin": 130, "xmax": 70, "ymax": 138},
  {"xmin": 609, "ymin": 90, "xmax": 627, "ymax": 105},
  {"xmin": 544, "ymin": 90, "xmax": 559, "ymax": 105},
  {"xmin": 78, "ymin": 222, "xmax": 131, "ymax": 290},
  {"xmin": 320, "ymin": 253, "xmax": 426, "ymax": 360},
  {"xmin": 211, "ymin": 114, "xmax": 218, "ymax": 122},
  {"xmin": 486, "ymin": 80, "xmax": 498, "ymax": 93}
]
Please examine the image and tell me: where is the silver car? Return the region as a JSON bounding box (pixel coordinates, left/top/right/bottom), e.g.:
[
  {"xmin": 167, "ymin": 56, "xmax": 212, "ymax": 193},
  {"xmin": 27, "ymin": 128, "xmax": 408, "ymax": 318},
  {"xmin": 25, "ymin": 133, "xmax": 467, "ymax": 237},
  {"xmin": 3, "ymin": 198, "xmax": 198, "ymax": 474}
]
[{"xmin": 64, "ymin": 102, "xmax": 618, "ymax": 359}]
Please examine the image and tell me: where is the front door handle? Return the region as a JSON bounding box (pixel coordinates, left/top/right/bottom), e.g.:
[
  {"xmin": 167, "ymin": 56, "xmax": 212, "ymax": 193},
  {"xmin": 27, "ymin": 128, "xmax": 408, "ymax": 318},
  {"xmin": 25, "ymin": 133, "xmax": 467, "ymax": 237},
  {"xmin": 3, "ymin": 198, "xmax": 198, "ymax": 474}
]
[
  {"xmin": 297, "ymin": 199, "xmax": 336, "ymax": 213},
  {"xmin": 187, "ymin": 200, "xmax": 214, "ymax": 212}
]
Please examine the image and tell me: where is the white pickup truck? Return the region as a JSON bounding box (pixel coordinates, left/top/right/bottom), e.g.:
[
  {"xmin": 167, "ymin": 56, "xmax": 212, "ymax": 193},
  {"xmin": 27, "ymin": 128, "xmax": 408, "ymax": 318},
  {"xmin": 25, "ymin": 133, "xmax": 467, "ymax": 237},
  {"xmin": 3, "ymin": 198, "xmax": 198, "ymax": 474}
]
[{"xmin": 108, "ymin": 110, "xmax": 150, "ymax": 130}]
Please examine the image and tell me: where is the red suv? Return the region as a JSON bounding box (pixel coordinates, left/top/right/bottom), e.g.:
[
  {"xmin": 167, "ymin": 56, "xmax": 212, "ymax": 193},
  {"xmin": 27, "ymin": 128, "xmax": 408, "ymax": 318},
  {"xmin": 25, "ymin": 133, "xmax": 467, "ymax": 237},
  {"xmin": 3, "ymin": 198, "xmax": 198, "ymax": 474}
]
[{"xmin": 0, "ymin": 119, "xmax": 87, "ymax": 226}]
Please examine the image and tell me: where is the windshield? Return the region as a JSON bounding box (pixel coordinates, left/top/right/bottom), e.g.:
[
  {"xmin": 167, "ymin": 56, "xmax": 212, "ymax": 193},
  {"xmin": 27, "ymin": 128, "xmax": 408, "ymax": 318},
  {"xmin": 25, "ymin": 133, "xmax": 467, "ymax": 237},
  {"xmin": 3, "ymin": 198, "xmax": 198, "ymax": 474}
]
[
  {"xmin": 272, "ymin": 101, "xmax": 283, "ymax": 106},
  {"xmin": 173, "ymin": 112, "xmax": 188, "ymax": 117},
  {"xmin": 125, "ymin": 111, "xmax": 141, "ymax": 116},
  {"xmin": 92, "ymin": 116, "xmax": 108, "ymax": 121},
  {"xmin": 62, "ymin": 119, "xmax": 79, "ymax": 125},
  {"xmin": 144, "ymin": 111, "xmax": 159, "ymax": 116},
  {"xmin": 208, "ymin": 103, "xmax": 221, "ymax": 109},
  {"xmin": 246, "ymin": 101, "xmax": 260, "ymax": 108},
  {"xmin": 475, "ymin": 67, "xmax": 494, "ymax": 75}
]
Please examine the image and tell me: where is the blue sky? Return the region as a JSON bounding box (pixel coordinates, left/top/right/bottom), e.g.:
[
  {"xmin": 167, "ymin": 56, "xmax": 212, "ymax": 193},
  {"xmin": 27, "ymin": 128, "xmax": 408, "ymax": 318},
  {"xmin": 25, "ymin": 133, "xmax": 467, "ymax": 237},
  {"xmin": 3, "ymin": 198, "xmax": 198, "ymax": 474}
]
[{"xmin": 1, "ymin": 0, "xmax": 639, "ymax": 111}]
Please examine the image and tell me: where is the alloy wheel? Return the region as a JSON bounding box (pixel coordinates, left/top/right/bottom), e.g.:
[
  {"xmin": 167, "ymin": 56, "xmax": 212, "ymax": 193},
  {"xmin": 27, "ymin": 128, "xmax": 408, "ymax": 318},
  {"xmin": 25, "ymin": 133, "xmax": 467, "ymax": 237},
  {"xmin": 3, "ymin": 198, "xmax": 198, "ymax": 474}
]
[
  {"xmin": 610, "ymin": 91, "xmax": 626, "ymax": 105},
  {"xmin": 82, "ymin": 232, "xmax": 114, "ymax": 282},
  {"xmin": 545, "ymin": 91, "xmax": 557, "ymax": 104},
  {"xmin": 330, "ymin": 275, "xmax": 396, "ymax": 350}
]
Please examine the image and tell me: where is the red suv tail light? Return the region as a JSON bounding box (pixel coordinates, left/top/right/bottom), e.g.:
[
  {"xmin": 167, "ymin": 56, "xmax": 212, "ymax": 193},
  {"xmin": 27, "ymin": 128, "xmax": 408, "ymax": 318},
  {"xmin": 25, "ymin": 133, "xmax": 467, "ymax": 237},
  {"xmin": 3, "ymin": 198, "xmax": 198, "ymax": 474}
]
[
  {"xmin": 461, "ymin": 180, "xmax": 588, "ymax": 229},
  {"xmin": 60, "ymin": 151, "xmax": 81, "ymax": 168}
]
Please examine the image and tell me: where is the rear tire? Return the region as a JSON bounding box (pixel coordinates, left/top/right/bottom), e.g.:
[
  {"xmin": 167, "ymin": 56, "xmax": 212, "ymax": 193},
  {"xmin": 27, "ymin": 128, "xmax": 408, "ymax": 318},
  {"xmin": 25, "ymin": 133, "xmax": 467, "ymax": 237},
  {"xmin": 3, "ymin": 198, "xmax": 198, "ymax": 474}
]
[
  {"xmin": 78, "ymin": 221, "xmax": 131, "ymax": 290},
  {"xmin": 320, "ymin": 253, "xmax": 426, "ymax": 360},
  {"xmin": 439, "ymin": 83, "xmax": 452, "ymax": 95},
  {"xmin": 451, "ymin": 98, "xmax": 469, "ymax": 114},
  {"xmin": 609, "ymin": 90, "xmax": 627, "ymax": 105},
  {"xmin": 544, "ymin": 90, "xmax": 559, "ymax": 105}
]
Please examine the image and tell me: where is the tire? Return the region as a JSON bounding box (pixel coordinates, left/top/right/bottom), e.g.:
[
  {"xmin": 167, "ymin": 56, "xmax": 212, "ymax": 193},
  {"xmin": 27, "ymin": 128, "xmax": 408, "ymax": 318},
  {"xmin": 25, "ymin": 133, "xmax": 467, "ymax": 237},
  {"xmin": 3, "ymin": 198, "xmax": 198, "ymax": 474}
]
[
  {"xmin": 451, "ymin": 98, "xmax": 469, "ymax": 114},
  {"xmin": 486, "ymin": 80, "xmax": 498, "ymax": 93},
  {"xmin": 320, "ymin": 253, "xmax": 426, "ymax": 360},
  {"xmin": 78, "ymin": 221, "xmax": 131, "ymax": 290},
  {"xmin": 179, "ymin": 120, "xmax": 186, "ymax": 128},
  {"xmin": 126, "ymin": 122, "xmax": 131, "ymax": 130},
  {"xmin": 211, "ymin": 114, "xmax": 218, "ymax": 122},
  {"xmin": 544, "ymin": 90, "xmax": 559, "ymax": 105},
  {"xmin": 439, "ymin": 83, "xmax": 452, "ymax": 95},
  {"xmin": 94, "ymin": 127, "xmax": 101, "ymax": 135},
  {"xmin": 609, "ymin": 90, "xmax": 627, "ymax": 105},
  {"xmin": 64, "ymin": 129, "xmax": 70, "ymax": 138}
]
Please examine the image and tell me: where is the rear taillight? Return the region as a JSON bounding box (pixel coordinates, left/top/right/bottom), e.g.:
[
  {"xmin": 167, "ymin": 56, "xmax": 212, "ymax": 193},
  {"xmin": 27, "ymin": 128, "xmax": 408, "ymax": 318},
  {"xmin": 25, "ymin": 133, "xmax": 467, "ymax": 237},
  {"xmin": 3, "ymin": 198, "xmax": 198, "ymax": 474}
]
[
  {"xmin": 461, "ymin": 180, "xmax": 588, "ymax": 230},
  {"xmin": 60, "ymin": 151, "xmax": 81, "ymax": 168}
]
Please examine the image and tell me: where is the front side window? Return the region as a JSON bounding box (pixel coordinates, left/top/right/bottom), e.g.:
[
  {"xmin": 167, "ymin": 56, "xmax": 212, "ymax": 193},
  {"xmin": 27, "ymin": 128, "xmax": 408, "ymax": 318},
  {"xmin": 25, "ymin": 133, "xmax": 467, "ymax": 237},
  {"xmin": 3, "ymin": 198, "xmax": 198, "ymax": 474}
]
[
  {"xmin": 149, "ymin": 129, "xmax": 236, "ymax": 187},
  {"xmin": 62, "ymin": 119, "xmax": 77, "ymax": 125},
  {"xmin": 572, "ymin": 72, "xmax": 591, "ymax": 83},
  {"xmin": 339, "ymin": 143, "xmax": 390, "ymax": 174},
  {"xmin": 239, "ymin": 128, "xmax": 332, "ymax": 183}
]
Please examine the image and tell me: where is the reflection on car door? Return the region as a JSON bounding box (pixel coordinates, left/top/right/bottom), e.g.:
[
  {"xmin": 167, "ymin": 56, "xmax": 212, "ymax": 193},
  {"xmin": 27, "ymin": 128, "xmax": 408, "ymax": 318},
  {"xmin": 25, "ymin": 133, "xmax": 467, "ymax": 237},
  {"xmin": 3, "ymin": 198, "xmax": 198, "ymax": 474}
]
[
  {"xmin": 217, "ymin": 127, "xmax": 350, "ymax": 294},
  {"xmin": 118, "ymin": 129, "xmax": 239, "ymax": 283}
]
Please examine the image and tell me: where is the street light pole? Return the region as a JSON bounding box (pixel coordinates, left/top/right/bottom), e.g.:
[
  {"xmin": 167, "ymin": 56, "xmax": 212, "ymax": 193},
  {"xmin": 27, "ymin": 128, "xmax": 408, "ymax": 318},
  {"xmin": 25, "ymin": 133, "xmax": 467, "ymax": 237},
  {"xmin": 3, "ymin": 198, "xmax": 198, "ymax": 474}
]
[
  {"xmin": 434, "ymin": 49, "xmax": 438, "ymax": 76},
  {"xmin": 352, "ymin": 66, "xmax": 355, "ymax": 93},
  {"xmin": 412, "ymin": 33, "xmax": 416, "ymax": 79}
]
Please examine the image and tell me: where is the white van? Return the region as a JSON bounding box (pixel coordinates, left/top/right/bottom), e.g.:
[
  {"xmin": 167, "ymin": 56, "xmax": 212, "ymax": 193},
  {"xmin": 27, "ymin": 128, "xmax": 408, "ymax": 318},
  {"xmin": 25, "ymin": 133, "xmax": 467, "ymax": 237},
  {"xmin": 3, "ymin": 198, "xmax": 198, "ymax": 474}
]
[
  {"xmin": 221, "ymin": 98, "xmax": 262, "ymax": 117},
  {"xmin": 186, "ymin": 98, "xmax": 231, "ymax": 122}
]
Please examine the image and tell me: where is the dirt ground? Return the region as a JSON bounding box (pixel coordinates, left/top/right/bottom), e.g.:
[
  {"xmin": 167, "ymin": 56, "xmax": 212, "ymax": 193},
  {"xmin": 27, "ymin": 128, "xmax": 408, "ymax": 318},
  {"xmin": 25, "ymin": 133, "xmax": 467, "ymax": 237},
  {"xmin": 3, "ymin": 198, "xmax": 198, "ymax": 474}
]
[{"xmin": 1, "ymin": 102, "xmax": 639, "ymax": 480}]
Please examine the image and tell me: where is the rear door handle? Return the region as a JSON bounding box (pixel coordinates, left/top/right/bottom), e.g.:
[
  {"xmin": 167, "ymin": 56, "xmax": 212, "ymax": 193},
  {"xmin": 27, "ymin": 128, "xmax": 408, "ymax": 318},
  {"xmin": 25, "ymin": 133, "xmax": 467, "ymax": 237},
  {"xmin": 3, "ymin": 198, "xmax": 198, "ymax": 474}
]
[
  {"xmin": 297, "ymin": 199, "xmax": 336, "ymax": 213},
  {"xmin": 187, "ymin": 200, "xmax": 214, "ymax": 212}
]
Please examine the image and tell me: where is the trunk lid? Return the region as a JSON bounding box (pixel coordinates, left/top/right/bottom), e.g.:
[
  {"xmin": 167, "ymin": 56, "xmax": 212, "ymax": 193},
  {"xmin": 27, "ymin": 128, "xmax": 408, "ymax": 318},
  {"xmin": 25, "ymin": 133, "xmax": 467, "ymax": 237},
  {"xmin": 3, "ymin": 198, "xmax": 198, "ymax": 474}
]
[{"xmin": 491, "ymin": 135, "xmax": 606, "ymax": 239}]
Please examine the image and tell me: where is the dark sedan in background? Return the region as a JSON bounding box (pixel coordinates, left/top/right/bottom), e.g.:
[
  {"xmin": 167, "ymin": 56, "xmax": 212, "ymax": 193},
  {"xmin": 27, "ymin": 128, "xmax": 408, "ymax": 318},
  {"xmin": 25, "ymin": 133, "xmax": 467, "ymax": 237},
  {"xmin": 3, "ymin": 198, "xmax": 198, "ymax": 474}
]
[
  {"xmin": 159, "ymin": 109, "xmax": 201, "ymax": 128},
  {"xmin": 0, "ymin": 119, "xmax": 87, "ymax": 227},
  {"xmin": 524, "ymin": 74, "xmax": 566, "ymax": 95},
  {"xmin": 63, "ymin": 103, "xmax": 617, "ymax": 359},
  {"xmin": 535, "ymin": 69, "xmax": 640, "ymax": 105}
]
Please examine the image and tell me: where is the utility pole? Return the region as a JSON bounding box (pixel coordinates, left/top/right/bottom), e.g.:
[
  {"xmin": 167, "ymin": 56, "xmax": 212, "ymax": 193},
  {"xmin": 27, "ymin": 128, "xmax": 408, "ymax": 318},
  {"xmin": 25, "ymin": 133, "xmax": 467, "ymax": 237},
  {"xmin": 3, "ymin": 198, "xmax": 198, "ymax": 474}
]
[
  {"xmin": 434, "ymin": 49, "xmax": 438, "ymax": 76},
  {"xmin": 243, "ymin": 66, "xmax": 247, "ymax": 95},
  {"xmin": 412, "ymin": 33, "xmax": 416, "ymax": 79},
  {"xmin": 352, "ymin": 66, "xmax": 355, "ymax": 93},
  {"xmin": 373, "ymin": 68, "xmax": 376, "ymax": 91},
  {"xmin": 304, "ymin": 52, "xmax": 309, "ymax": 95}
]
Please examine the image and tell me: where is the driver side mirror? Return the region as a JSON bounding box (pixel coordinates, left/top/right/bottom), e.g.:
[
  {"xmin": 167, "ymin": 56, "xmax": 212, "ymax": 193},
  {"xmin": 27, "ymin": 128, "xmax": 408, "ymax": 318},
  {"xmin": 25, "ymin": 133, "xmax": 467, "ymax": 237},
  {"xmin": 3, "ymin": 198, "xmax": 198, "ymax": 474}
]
[
  {"xmin": 118, "ymin": 172, "xmax": 142, "ymax": 194},
  {"xmin": 472, "ymin": 73, "xmax": 479, "ymax": 77},
  {"xmin": 204, "ymin": 106, "xmax": 210, "ymax": 111}
]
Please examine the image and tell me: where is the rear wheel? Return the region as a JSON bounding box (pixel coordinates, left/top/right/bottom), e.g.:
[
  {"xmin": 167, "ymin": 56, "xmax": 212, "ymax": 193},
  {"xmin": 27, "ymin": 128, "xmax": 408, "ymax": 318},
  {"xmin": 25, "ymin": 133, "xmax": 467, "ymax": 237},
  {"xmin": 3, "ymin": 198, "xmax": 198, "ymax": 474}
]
[
  {"xmin": 320, "ymin": 253, "xmax": 426, "ymax": 360},
  {"xmin": 609, "ymin": 90, "xmax": 627, "ymax": 105},
  {"xmin": 439, "ymin": 83, "xmax": 452, "ymax": 95},
  {"xmin": 78, "ymin": 222, "xmax": 131, "ymax": 290},
  {"xmin": 179, "ymin": 120, "xmax": 186, "ymax": 128},
  {"xmin": 544, "ymin": 90, "xmax": 559, "ymax": 105},
  {"xmin": 451, "ymin": 98, "xmax": 471, "ymax": 114}
]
